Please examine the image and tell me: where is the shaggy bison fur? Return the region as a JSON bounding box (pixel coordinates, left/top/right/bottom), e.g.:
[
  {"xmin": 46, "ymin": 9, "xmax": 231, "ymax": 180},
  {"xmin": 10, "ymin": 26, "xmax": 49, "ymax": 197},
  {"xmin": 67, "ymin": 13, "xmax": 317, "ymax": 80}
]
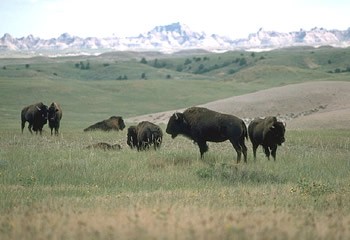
[
  {"xmin": 127, "ymin": 121, "xmax": 163, "ymax": 151},
  {"xmin": 166, "ymin": 107, "xmax": 248, "ymax": 163},
  {"xmin": 248, "ymin": 116, "xmax": 286, "ymax": 161}
]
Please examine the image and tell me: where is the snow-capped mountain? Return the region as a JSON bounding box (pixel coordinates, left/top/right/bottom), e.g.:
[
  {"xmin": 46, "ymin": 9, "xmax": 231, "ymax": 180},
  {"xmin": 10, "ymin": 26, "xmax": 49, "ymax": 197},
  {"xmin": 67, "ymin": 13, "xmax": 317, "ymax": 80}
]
[{"xmin": 1, "ymin": 22, "xmax": 350, "ymax": 55}]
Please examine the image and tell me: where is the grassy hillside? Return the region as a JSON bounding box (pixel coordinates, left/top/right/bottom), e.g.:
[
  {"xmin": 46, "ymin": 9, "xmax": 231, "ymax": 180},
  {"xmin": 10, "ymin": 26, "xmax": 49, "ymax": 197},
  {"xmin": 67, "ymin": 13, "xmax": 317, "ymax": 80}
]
[{"xmin": 1, "ymin": 47, "xmax": 350, "ymax": 130}]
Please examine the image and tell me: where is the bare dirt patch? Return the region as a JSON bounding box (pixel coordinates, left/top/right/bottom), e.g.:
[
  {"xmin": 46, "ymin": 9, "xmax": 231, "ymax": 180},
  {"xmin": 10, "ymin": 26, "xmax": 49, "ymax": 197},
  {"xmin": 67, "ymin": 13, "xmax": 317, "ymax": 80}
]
[{"xmin": 126, "ymin": 81, "xmax": 350, "ymax": 130}]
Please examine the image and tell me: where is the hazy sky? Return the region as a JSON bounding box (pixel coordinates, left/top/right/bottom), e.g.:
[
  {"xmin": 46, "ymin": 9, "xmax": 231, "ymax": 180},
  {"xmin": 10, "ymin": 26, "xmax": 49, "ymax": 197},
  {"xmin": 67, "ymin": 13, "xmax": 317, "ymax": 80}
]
[{"xmin": 1, "ymin": 0, "xmax": 349, "ymax": 39}]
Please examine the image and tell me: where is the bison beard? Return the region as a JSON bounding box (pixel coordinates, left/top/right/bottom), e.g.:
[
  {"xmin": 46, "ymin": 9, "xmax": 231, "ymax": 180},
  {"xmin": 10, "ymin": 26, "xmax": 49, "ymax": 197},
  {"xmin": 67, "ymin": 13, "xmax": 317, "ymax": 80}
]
[
  {"xmin": 248, "ymin": 116, "xmax": 286, "ymax": 161},
  {"xmin": 166, "ymin": 107, "xmax": 248, "ymax": 163}
]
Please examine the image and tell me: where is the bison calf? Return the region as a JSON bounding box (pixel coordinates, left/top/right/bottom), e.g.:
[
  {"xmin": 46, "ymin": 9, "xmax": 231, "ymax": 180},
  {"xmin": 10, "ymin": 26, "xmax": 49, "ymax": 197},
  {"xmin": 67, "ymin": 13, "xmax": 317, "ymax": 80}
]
[
  {"xmin": 21, "ymin": 102, "xmax": 48, "ymax": 135},
  {"xmin": 127, "ymin": 121, "xmax": 163, "ymax": 151},
  {"xmin": 48, "ymin": 102, "xmax": 62, "ymax": 136},
  {"xmin": 86, "ymin": 142, "xmax": 122, "ymax": 150},
  {"xmin": 166, "ymin": 107, "xmax": 248, "ymax": 163},
  {"xmin": 248, "ymin": 116, "xmax": 286, "ymax": 161}
]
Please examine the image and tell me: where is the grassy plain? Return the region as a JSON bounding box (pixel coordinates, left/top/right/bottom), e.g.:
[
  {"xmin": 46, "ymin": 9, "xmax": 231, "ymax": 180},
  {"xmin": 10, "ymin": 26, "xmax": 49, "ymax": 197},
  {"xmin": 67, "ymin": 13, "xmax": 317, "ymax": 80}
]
[
  {"xmin": 0, "ymin": 47, "xmax": 350, "ymax": 239},
  {"xmin": 0, "ymin": 129, "xmax": 349, "ymax": 239}
]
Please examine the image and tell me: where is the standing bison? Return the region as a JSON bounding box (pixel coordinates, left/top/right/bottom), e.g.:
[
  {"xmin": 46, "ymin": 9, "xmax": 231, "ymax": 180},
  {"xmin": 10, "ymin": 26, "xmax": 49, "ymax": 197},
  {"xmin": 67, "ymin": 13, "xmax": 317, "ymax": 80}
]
[
  {"xmin": 21, "ymin": 102, "xmax": 48, "ymax": 135},
  {"xmin": 48, "ymin": 102, "xmax": 62, "ymax": 136},
  {"xmin": 166, "ymin": 107, "xmax": 248, "ymax": 163},
  {"xmin": 127, "ymin": 121, "xmax": 163, "ymax": 151},
  {"xmin": 84, "ymin": 116, "xmax": 125, "ymax": 132},
  {"xmin": 248, "ymin": 116, "xmax": 286, "ymax": 161}
]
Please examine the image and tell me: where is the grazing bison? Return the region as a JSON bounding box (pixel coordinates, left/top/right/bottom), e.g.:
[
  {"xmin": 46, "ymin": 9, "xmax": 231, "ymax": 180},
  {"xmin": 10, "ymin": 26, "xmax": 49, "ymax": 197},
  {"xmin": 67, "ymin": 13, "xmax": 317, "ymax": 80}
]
[
  {"xmin": 166, "ymin": 107, "xmax": 248, "ymax": 163},
  {"xmin": 86, "ymin": 142, "xmax": 122, "ymax": 150},
  {"xmin": 84, "ymin": 116, "xmax": 125, "ymax": 132},
  {"xmin": 127, "ymin": 121, "xmax": 163, "ymax": 151},
  {"xmin": 248, "ymin": 116, "xmax": 286, "ymax": 161},
  {"xmin": 21, "ymin": 102, "xmax": 48, "ymax": 135},
  {"xmin": 48, "ymin": 102, "xmax": 62, "ymax": 136},
  {"xmin": 126, "ymin": 126, "xmax": 138, "ymax": 149}
]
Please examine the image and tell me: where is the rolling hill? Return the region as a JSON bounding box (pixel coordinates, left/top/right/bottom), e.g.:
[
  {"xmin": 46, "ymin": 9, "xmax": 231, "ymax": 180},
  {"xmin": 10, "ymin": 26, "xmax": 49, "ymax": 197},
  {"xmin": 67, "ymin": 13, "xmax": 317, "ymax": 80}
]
[
  {"xmin": 1, "ymin": 46, "xmax": 350, "ymax": 130},
  {"xmin": 127, "ymin": 81, "xmax": 350, "ymax": 130}
]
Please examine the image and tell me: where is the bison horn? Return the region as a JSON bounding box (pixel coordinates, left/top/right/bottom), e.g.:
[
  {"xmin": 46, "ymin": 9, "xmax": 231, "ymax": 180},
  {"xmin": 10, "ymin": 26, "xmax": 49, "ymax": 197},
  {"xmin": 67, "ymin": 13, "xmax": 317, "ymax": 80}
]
[
  {"xmin": 36, "ymin": 106, "xmax": 41, "ymax": 111},
  {"xmin": 175, "ymin": 113, "xmax": 179, "ymax": 120}
]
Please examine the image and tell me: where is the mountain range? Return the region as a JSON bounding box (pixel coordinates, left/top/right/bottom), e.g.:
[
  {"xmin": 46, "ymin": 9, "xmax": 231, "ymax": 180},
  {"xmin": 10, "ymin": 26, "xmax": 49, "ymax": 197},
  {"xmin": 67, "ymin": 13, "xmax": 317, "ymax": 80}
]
[{"xmin": 1, "ymin": 22, "xmax": 350, "ymax": 55}]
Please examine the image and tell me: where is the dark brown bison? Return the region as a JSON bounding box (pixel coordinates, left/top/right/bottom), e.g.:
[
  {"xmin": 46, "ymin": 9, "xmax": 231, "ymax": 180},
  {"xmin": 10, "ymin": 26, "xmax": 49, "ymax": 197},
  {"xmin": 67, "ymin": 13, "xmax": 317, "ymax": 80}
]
[
  {"xmin": 84, "ymin": 116, "xmax": 125, "ymax": 132},
  {"xmin": 248, "ymin": 116, "xmax": 286, "ymax": 161},
  {"xmin": 86, "ymin": 142, "xmax": 122, "ymax": 150},
  {"xmin": 127, "ymin": 121, "xmax": 163, "ymax": 151},
  {"xmin": 48, "ymin": 102, "xmax": 62, "ymax": 136},
  {"xmin": 21, "ymin": 102, "xmax": 48, "ymax": 135},
  {"xmin": 126, "ymin": 126, "xmax": 138, "ymax": 149},
  {"xmin": 166, "ymin": 107, "xmax": 248, "ymax": 163}
]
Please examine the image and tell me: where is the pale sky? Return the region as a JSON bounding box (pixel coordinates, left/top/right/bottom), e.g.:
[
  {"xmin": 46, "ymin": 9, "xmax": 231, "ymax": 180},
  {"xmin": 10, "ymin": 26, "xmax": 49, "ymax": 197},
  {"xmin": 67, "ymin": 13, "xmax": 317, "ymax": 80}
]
[{"xmin": 1, "ymin": 0, "xmax": 349, "ymax": 39}]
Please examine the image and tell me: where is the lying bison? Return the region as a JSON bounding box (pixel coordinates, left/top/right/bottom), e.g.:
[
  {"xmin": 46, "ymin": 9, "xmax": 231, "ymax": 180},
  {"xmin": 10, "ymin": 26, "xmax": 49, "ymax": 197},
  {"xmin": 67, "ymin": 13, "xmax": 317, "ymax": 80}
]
[
  {"xmin": 84, "ymin": 116, "xmax": 125, "ymax": 132},
  {"xmin": 86, "ymin": 142, "xmax": 122, "ymax": 150},
  {"xmin": 48, "ymin": 102, "xmax": 62, "ymax": 136},
  {"xmin": 21, "ymin": 102, "xmax": 48, "ymax": 135},
  {"xmin": 127, "ymin": 121, "xmax": 163, "ymax": 151},
  {"xmin": 166, "ymin": 107, "xmax": 248, "ymax": 163},
  {"xmin": 248, "ymin": 116, "xmax": 286, "ymax": 161}
]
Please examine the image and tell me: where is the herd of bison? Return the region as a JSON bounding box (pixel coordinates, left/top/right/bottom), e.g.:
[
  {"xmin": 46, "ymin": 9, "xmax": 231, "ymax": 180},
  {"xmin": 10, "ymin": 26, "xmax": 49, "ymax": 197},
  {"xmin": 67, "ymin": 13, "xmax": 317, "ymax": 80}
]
[{"xmin": 21, "ymin": 102, "xmax": 286, "ymax": 162}]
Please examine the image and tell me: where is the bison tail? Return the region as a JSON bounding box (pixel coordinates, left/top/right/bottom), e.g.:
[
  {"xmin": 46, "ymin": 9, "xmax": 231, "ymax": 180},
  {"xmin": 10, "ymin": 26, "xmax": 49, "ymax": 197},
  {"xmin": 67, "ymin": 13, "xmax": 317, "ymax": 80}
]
[{"xmin": 242, "ymin": 121, "xmax": 248, "ymax": 140}]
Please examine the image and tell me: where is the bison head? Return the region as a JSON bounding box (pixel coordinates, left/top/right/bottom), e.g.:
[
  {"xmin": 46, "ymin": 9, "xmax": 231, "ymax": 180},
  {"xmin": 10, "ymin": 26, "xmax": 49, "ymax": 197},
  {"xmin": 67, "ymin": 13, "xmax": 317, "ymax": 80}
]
[
  {"xmin": 118, "ymin": 118, "xmax": 126, "ymax": 130},
  {"xmin": 166, "ymin": 112, "xmax": 188, "ymax": 139},
  {"xmin": 264, "ymin": 117, "xmax": 286, "ymax": 146},
  {"xmin": 48, "ymin": 104, "xmax": 59, "ymax": 122},
  {"xmin": 126, "ymin": 126, "xmax": 137, "ymax": 149},
  {"xmin": 36, "ymin": 103, "xmax": 48, "ymax": 124}
]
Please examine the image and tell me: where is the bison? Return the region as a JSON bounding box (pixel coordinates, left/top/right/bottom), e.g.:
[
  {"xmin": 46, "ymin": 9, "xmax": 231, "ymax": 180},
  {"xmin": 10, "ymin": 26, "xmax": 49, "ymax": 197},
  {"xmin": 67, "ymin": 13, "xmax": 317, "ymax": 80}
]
[
  {"xmin": 48, "ymin": 102, "xmax": 62, "ymax": 136},
  {"xmin": 86, "ymin": 142, "xmax": 122, "ymax": 150},
  {"xmin": 166, "ymin": 107, "xmax": 248, "ymax": 163},
  {"xmin": 127, "ymin": 121, "xmax": 163, "ymax": 151},
  {"xmin": 248, "ymin": 116, "xmax": 286, "ymax": 161},
  {"xmin": 84, "ymin": 116, "xmax": 125, "ymax": 132},
  {"xmin": 21, "ymin": 102, "xmax": 48, "ymax": 135}
]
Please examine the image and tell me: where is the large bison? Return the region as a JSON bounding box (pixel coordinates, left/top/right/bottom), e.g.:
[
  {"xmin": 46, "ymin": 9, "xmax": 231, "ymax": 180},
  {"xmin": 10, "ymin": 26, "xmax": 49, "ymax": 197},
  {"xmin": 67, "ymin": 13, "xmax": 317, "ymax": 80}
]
[
  {"xmin": 248, "ymin": 116, "xmax": 286, "ymax": 161},
  {"xmin": 127, "ymin": 121, "xmax": 163, "ymax": 151},
  {"xmin": 166, "ymin": 107, "xmax": 248, "ymax": 163},
  {"xmin": 21, "ymin": 102, "xmax": 48, "ymax": 135},
  {"xmin": 84, "ymin": 116, "xmax": 125, "ymax": 132},
  {"xmin": 48, "ymin": 102, "xmax": 62, "ymax": 136}
]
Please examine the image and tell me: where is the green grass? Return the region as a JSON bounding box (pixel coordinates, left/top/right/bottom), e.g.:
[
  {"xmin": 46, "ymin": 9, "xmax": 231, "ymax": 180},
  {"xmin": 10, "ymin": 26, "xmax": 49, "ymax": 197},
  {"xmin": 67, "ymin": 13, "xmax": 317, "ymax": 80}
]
[{"xmin": 0, "ymin": 128, "xmax": 349, "ymax": 239}]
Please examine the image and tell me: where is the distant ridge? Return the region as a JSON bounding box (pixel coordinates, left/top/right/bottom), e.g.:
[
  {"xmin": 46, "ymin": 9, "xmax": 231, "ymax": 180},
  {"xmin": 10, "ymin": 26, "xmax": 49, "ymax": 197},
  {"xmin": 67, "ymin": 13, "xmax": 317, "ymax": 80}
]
[{"xmin": 1, "ymin": 22, "xmax": 350, "ymax": 55}]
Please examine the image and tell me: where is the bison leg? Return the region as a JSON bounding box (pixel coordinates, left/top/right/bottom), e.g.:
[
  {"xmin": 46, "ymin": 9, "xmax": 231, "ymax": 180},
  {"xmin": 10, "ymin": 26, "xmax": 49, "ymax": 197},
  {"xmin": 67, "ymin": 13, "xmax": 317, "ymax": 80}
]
[
  {"xmin": 230, "ymin": 140, "xmax": 247, "ymax": 163},
  {"xmin": 55, "ymin": 126, "xmax": 59, "ymax": 136},
  {"xmin": 252, "ymin": 144, "xmax": 258, "ymax": 160},
  {"xmin": 239, "ymin": 138, "xmax": 248, "ymax": 163},
  {"xmin": 197, "ymin": 141, "xmax": 208, "ymax": 159},
  {"xmin": 271, "ymin": 145, "xmax": 278, "ymax": 161},
  {"xmin": 28, "ymin": 124, "xmax": 33, "ymax": 134},
  {"xmin": 241, "ymin": 143, "xmax": 247, "ymax": 163},
  {"xmin": 231, "ymin": 143, "xmax": 242, "ymax": 163},
  {"xmin": 263, "ymin": 146, "xmax": 271, "ymax": 160},
  {"xmin": 21, "ymin": 120, "xmax": 26, "ymax": 133}
]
